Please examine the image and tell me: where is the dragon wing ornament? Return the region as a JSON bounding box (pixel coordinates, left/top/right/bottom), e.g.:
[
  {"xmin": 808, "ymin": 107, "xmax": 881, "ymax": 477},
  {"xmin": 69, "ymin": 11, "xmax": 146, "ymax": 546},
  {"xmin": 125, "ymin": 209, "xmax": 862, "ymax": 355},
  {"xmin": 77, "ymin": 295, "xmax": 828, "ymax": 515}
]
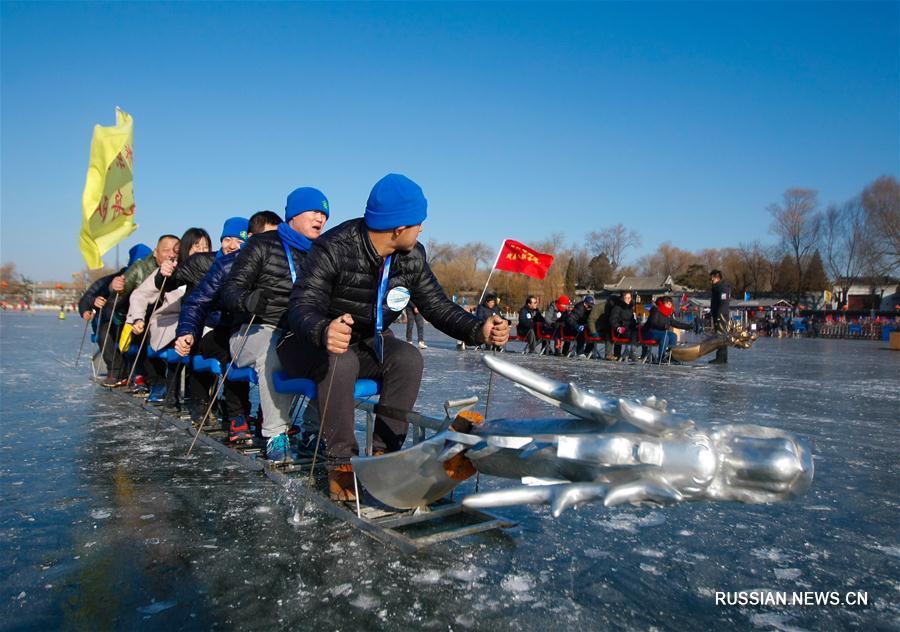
[{"xmin": 351, "ymin": 356, "xmax": 813, "ymax": 516}]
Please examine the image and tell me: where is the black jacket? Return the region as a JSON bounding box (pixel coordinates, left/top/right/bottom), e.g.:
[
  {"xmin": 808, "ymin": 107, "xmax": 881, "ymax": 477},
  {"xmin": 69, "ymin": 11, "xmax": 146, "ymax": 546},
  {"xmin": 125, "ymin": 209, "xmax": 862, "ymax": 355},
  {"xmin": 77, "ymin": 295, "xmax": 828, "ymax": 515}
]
[
  {"xmin": 222, "ymin": 231, "xmax": 308, "ymax": 328},
  {"xmin": 78, "ymin": 269, "xmax": 128, "ymax": 325},
  {"xmin": 287, "ymin": 219, "xmax": 484, "ymax": 348},
  {"xmin": 476, "ymin": 302, "xmax": 500, "ymax": 323},
  {"xmin": 517, "ymin": 305, "xmax": 544, "ymax": 335},
  {"xmin": 644, "ymin": 305, "xmax": 691, "ymax": 332},
  {"xmin": 153, "ymin": 251, "xmax": 216, "ymax": 296},
  {"xmin": 177, "ymin": 251, "xmax": 239, "ymax": 338},
  {"xmin": 608, "ymin": 296, "xmax": 637, "ymax": 331},
  {"xmin": 565, "ymin": 301, "xmax": 593, "ymax": 331},
  {"xmin": 710, "ymin": 280, "xmax": 731, "ymax": 321}
]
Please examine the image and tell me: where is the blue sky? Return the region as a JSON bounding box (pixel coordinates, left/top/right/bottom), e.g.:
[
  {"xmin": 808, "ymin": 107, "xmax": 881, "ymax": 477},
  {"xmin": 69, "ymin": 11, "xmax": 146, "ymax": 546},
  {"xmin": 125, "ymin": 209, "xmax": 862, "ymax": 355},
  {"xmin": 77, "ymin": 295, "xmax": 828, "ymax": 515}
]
[{"xmin": 2, "ymin": 1, "xmax": 897, "ymax": 280}]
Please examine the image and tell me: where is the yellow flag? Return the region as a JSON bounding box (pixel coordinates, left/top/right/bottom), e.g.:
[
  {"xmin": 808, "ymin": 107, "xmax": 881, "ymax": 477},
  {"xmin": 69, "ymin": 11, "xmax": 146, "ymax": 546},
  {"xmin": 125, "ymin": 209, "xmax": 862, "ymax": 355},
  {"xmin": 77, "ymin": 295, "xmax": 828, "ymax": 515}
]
[{"xmin": 79, "ymin": 108, "xmax": 138, "ymax": 269}]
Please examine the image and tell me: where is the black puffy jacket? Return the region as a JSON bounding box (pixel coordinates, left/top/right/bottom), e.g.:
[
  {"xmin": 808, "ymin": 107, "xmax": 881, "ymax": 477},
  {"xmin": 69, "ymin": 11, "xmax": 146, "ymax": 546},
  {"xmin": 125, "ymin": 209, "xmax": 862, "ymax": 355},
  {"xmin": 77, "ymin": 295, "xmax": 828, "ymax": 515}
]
[
  {"xmin": 608, "ymin": 296, "xmax": 637, "ymax": 331},
  {"xmin": 177, "ymin": 251, "xmax": 239, "ymax": 338},
  {"xmin": 153, "ymin": 251, "xmax": 215, "ymax": 296},
  {"xmin": 287, "ymin": 219, "xmax": 484, "ymax": 348},
  {"xmin": 222, "ymin": 231, "xmax": 308, "ymax": 328},
  {"xmin": 517, "ymin": 305, "xmax": 544, "ymax": 335}
]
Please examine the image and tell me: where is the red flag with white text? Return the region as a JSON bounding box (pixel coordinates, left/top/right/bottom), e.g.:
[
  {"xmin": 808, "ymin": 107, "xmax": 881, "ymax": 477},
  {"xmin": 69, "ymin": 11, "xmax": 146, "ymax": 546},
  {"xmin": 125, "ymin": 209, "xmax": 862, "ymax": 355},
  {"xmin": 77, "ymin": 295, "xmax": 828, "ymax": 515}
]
[{"xmin": 494, "ymin": 239, "xmax": 554, "ymax": 280}]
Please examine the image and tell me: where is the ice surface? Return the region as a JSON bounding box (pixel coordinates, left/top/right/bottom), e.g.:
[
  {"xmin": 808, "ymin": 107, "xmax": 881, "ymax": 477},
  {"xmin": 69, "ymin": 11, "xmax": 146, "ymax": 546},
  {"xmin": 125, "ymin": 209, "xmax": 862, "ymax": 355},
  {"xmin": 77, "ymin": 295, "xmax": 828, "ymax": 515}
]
[{"xmin": 1, "ymin": 313, "xmax": 898, "ymax": 629}]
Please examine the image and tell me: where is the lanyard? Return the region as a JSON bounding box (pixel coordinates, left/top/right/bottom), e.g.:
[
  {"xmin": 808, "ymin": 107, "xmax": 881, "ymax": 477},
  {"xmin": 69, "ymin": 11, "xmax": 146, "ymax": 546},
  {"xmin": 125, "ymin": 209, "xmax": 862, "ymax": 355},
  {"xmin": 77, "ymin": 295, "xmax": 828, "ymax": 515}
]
[
  {"xmin": 373, "ymin": 255, "xmax": 393, "ymax": 363},
  {"xmin": 281, "ymin": 239, "xmax": 297, "ymax": 284}
]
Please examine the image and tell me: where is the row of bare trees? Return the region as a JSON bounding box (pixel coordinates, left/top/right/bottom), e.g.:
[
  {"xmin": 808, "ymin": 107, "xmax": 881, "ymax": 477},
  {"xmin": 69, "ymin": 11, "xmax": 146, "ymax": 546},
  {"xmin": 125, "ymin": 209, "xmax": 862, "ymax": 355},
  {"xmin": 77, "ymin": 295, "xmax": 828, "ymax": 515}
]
[{"xmin": 426, "ymin": 175, "xmax": 898, "ymax": 309}]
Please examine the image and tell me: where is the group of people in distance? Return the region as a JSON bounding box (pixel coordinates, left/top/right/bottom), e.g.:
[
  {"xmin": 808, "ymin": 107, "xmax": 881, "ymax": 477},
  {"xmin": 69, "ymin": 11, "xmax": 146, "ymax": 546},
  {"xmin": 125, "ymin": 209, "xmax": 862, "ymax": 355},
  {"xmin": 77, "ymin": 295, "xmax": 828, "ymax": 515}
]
[
  {"xmin": 512, "ymin": 270, "xmax": 731, "ymax": 363},
  {"xmin": 79, "ymin": 174, "xmax": 509, "ymax": 501}
]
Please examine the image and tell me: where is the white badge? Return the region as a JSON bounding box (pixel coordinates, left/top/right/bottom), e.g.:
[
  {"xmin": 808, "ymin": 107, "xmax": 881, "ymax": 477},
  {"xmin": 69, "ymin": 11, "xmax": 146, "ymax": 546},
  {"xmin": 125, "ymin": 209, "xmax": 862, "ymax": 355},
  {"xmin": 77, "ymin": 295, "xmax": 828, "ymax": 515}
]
[{"xmin": 386, "ymin": 286, "xmax": 410, "ymax": 311}]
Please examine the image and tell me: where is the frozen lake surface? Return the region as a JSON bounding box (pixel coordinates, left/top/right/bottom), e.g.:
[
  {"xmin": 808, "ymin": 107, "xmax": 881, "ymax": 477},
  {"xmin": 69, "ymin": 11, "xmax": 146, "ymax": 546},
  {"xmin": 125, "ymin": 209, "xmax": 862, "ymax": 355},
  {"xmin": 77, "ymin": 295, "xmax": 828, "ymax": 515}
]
[{"xmin": 2, "ymin": 312, "xmax": 898, "ymax": 630}]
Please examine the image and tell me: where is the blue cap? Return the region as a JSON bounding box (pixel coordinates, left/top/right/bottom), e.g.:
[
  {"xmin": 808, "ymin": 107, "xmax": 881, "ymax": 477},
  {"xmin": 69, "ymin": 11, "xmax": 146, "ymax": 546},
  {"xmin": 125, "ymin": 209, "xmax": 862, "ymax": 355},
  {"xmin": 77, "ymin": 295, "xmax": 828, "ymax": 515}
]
[
  {"xmin": 220, "ymin": 216, "xmax": 249, "ymax": 241},
  {"xmin": 364, "ymin": 174, "xmax": 427, "ymax": 231},
  {"xmin": 127, "ymin": 243, "xmax": 152, "ymax": 267},
  {"xmin": 286, "ymin": 187, "xmax": 330, "ymax": 222}
]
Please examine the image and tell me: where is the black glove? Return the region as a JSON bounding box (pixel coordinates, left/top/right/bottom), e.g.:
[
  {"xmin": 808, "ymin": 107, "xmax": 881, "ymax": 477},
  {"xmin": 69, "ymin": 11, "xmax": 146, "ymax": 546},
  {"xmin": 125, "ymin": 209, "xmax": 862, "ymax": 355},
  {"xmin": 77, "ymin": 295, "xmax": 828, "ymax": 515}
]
[{"xmin": 245, "ymin": 289, "xmax": 272, "ymax": 315}]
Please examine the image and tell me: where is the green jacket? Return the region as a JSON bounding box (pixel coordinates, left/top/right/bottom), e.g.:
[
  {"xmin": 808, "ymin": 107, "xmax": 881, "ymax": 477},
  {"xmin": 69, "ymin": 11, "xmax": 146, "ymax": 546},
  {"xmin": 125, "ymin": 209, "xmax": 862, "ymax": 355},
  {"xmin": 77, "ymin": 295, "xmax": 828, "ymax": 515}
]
[
  {"xmin": 588, "ymin": 298, "xmax": 607, "ymax": 335},
  {"xmin": 122, "ymin": 254, "xmax": 158, "ymax": 295}
]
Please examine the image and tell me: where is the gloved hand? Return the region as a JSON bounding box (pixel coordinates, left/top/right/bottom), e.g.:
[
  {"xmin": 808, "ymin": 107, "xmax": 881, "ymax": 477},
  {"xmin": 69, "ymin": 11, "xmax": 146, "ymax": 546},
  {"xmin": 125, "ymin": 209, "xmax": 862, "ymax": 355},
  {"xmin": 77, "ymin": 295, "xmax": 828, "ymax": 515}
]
[{"xmin": 245, "ymin": 289, "xmax": 272, "ymax": 315}]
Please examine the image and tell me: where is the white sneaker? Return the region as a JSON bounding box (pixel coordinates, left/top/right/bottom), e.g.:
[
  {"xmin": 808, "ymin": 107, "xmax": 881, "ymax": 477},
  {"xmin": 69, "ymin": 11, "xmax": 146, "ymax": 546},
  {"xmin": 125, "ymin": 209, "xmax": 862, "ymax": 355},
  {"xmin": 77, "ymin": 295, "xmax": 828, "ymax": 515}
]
[{"xmin": 418, "ymin": 341, "xmax": 428, "ymax": 349}]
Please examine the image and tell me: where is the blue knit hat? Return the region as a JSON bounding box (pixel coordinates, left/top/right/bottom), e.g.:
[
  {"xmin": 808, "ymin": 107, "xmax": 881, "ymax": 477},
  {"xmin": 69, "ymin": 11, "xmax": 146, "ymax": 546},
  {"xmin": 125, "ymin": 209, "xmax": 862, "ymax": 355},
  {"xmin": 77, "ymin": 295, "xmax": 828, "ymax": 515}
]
[
  {"xmin": 220, "ymin": 216, "xmax": 249, "ymax": 242},
  {"xmin": 127, "ymin": 243, "xmax": 152, "ymax": 267},
  {"xmin": 285, "ymin": 187, "xmax": 330, "ymax": 222},
  {"xmin": 364, "ymin": 174, "xmax": 427, "ymax": 230}
]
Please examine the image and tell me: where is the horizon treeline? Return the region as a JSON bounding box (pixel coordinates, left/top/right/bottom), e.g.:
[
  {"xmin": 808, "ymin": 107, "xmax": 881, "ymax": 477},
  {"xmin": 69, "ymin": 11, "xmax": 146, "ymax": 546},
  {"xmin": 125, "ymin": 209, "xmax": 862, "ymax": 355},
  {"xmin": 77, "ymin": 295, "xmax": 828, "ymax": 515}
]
[{"xmin": 428, "ymin": 175, "xmax": 899, "ymax": 309}]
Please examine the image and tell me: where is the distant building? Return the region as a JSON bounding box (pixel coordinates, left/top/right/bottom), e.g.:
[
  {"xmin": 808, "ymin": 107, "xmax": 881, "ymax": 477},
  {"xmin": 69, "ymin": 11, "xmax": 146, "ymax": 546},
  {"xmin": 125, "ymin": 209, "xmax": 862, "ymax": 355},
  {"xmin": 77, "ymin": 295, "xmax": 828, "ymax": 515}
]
[{"xmin": 833, "ymin": 277, "xmax": 899, "ymax": 311}]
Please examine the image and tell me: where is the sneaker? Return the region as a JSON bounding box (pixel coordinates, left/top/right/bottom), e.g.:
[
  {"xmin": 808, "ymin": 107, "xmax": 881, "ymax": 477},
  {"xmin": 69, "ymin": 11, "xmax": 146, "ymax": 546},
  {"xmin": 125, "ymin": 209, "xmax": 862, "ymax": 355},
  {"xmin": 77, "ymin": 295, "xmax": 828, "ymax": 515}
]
[
  {"xmin": 130, "ymin": 384, "xmax": 149, "ymax": 397},
  {"xmin": 295, "ymin": 430, "xmax": 326, "ymax": 458},
  {"xmin": 228, "ymin": 415, "xmax": 253, "ymax": 443},
  {"xmin": 418, "ymin": 341, "xmax": 428, "ymax": 349},
  {"xmin": 265, "ymin": 433, "xmax": 293, "ymax": 463},
  {"xmin": 147, "ymin": 383, "xmax": 166, "ymax": 404}
]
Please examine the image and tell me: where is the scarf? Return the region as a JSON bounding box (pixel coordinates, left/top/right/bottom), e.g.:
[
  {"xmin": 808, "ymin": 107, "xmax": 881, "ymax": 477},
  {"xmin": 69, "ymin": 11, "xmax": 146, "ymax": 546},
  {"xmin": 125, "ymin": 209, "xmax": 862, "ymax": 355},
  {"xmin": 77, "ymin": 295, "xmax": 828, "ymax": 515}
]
[{"xmin": 277, "ymin": 221, "xmax": 313, "ymax": 253}]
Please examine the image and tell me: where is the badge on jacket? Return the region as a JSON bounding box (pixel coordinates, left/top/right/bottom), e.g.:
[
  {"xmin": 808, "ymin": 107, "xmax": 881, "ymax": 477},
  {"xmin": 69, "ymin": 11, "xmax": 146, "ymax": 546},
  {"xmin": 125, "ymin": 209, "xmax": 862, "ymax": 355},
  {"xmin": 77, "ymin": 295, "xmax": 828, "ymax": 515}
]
[{"xmin": 386, "ymin": 286, "xmax": 410, "ymax": 311}]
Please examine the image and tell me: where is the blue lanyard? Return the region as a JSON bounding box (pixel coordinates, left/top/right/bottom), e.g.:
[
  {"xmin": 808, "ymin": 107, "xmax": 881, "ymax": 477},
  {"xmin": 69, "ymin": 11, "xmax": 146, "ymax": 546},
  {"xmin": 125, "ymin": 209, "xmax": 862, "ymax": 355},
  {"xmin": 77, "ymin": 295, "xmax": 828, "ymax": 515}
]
[
  {"xmin": 281, "ymin": 239, "xmax": 297, "ymax": 284},
  {"xmin": 374, "ymin": 255, "xmax": 393, "ymax": 363}
]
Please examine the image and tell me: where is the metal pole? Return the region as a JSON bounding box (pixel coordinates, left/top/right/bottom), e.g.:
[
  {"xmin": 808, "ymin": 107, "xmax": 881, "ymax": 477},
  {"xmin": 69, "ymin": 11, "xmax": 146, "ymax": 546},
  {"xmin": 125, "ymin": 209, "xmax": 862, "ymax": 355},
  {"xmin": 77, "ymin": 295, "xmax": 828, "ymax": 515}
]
[
  {"xmin": 98, "ymin": 293, "xmax": 120, "ymax": 380},
  {"xmin": 74, "ymin": 310, "xmax": 95, "ymax": 367},
  {"xmin": 126, "ymin": 277, "xmax": 168, "ymax": 386}
]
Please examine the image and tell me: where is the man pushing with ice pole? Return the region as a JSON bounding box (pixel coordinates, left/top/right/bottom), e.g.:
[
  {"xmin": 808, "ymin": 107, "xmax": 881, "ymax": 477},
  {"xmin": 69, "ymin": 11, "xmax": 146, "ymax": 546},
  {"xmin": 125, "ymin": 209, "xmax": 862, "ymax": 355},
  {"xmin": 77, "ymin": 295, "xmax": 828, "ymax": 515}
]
[{"xmin": 279, "ymin": 173, "xmax": 509, "ymax": 501}]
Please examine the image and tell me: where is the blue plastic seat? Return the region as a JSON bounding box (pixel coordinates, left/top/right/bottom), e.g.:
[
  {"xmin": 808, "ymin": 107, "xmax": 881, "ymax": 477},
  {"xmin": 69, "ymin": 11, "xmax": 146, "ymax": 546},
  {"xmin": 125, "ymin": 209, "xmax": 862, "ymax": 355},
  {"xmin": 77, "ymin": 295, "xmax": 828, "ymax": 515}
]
[
  {"xmin": 227, "ymin": 366, "xmax": 258, "ymax": 383},
  {"xmin": 146, "ymin": 347, "xmax": 188, "ymax": 364},
  {"xmin": 272, "ymin": 370, "xmax": 379, "ymax": 400},
  {"xmin": 191, "ymin": 355, "xmax": 223, "ymax": 375}
]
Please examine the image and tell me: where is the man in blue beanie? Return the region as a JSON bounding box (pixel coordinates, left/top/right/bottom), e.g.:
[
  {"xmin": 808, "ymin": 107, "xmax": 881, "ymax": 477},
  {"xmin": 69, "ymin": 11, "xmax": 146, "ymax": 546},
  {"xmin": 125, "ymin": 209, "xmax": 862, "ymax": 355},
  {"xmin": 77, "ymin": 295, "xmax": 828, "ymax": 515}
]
[
  {"xmin": 280, "ymin": 173, "xmax": 509, "ymax": 501},
  {"xmin": 222, "ymin": 188, "xmax": 329, "ymax": 462}
]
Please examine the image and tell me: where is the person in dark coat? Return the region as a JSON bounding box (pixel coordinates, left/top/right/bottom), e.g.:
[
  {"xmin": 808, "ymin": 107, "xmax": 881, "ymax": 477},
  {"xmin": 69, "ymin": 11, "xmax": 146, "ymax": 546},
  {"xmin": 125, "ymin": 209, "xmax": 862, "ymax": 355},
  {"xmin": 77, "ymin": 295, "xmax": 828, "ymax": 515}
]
[
  {"xmin": 476, "ymin": 293, "xmax": 505, "ymax": 350},
  {"xmin": 78, "ymin": 244, "xmax": 152, "ymax": 381},
  {"xmin": 644, "ymin": 296, "xmax": 692, "ymax": 361},
  {"xmin": 608, "ymin": 291, "xmax": 638, "ymax": 361},
  {"xmin": 222, "ymin": 188, "xmax": 329, "ymax": 462},
  {"xmin": 709, "ymin": 269, "xmax": 731, "ymax": 364},
  {"xmin": 516, "ymin": 295, "xmax": 545, "ymax": 353},
  {"xmin": 279, "ymin": 173, "xmax": 509, "ymax": 501},
  {"xmin": 564, "ymin": 296, "xmax": 595, "ymax": 356},
  {"xmin": 174, "ymin": 213, "xmax": 278, "ymax": 433}
]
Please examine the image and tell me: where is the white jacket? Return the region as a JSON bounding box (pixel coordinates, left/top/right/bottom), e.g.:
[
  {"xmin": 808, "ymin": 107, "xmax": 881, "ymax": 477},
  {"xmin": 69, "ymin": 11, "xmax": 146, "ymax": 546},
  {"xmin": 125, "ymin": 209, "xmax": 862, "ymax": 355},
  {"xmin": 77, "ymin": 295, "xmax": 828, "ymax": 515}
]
[{"xmin": 126, "ymin": 270, "xmax": 186, "ymax": 352}]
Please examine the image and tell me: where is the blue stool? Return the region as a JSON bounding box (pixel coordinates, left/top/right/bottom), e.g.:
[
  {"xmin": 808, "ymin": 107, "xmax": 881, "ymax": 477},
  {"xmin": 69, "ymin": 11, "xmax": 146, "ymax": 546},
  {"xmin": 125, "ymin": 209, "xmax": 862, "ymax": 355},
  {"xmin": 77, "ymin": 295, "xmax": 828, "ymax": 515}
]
[
  {"xmin": 150, "ymin": 347, "xmax": 189, "ymax": 365},
  {"xmin": 272, "ymin": 371, "xmax": 381, "ymax": 455},
  {"xmin": 191, "ymin": 355, "xmax": 258, "ymax": 383}
]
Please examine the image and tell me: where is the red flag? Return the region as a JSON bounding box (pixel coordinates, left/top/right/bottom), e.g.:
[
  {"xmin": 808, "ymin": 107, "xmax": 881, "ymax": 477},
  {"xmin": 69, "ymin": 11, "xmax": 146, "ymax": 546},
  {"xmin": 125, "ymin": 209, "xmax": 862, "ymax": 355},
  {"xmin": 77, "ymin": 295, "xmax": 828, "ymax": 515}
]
[{"xmin": 494, "ymin": 239, "xmax": 554, "ymax": 280}]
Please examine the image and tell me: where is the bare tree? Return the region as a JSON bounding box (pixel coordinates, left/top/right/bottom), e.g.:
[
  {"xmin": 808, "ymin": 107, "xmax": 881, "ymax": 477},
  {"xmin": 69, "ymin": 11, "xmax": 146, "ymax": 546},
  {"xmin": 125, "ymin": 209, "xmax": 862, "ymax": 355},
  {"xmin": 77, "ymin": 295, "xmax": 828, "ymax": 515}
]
[
  {"xmin": 822, "ymin": 199, "xmax": 868, "ymax": 306},
  {"xmin": 637, "ymin": 242, "xmax": 694, "ymax": 278},
  {"xmin": 585, "ymin": 224, "xmax": 641, "ymax": 271},
  {"xmin": 861, "ymin": 175, "xmax": 900, "ymax": 273},
  {"xmin": 737, "ymin": 241, "xmax": 771, "ymax": 295},
  {"xmin": 768, "ymin": 188, "xmax": 822, "ymax": 305}
]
